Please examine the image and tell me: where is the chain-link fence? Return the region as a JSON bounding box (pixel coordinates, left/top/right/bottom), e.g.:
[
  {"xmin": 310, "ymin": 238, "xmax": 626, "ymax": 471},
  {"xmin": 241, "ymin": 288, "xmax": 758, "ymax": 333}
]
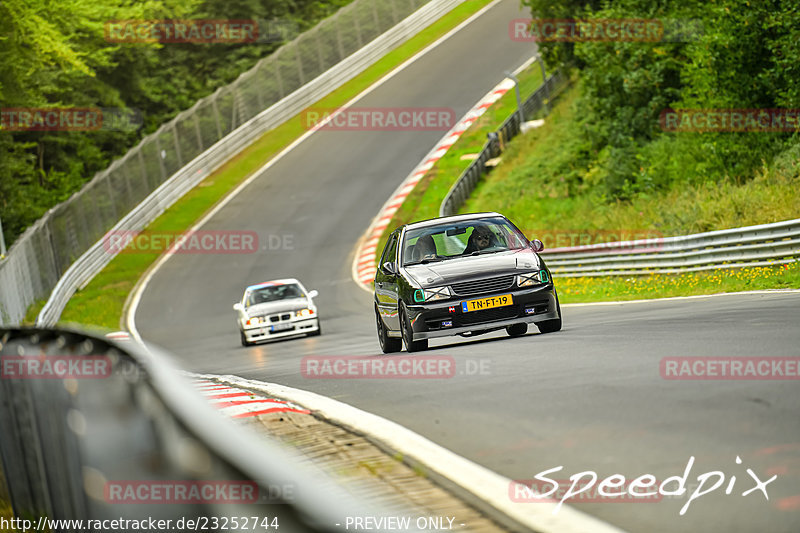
[{"xmin": 0, "ymin": 0, "xmax": 439, "ymax": 325}]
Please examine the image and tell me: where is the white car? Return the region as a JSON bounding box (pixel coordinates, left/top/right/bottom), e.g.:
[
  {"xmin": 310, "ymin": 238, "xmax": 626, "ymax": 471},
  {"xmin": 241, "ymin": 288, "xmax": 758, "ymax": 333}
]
[{"xmin": 233, "ymin": 278, "xmax": 320, "ymax": 346}]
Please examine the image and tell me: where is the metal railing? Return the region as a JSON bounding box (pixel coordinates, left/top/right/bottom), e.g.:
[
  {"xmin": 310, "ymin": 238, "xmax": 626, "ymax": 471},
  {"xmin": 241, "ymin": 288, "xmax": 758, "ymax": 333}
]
[
  {"xmin": 0, "ymin": 327, "xmax": 399, "ymax": 530},
  {"xmin": 540, "ymin": 218, "xmax": 800, "ymax": 276},
  {"xmin": 439, "ymin": 69, "xmax": 570, "ymax": 217},
  {"xmin": 0, "ymin": 0, "xmax": 465, "ymax": 326}
]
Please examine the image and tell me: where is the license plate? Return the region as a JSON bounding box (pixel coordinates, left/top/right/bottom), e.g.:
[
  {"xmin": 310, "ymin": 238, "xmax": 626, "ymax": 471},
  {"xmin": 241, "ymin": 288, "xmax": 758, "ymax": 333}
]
[
  {"xmin": 461, "ymin": 294, "xmax": 513, "ymax": 313},
  {"xmin": 271, "ymin": 323, "xmax": 294, "ymax": 332}
]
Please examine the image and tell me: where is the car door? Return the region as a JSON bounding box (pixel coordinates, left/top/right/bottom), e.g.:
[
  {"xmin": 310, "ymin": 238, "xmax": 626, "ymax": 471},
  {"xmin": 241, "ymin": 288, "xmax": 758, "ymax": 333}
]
[{"xmin": 374, "ymin": 230, "xmax": 401, "ymax": 331}]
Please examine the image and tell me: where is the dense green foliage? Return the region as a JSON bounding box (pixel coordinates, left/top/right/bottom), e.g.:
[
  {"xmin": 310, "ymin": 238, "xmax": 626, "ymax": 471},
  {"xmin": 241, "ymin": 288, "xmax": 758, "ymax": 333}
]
[
  {"xmin": 0, "ymin": 0, "xmax": 351, "ymax": 247},
  {"xmin": 519, "ymin": 0, "xmax": 800, "ymax": 203}
]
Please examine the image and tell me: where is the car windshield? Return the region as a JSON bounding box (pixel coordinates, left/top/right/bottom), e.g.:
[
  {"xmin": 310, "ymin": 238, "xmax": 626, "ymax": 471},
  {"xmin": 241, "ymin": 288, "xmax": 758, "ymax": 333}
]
[
  {"xmin": 245, "ymin": 284, "xmax": 304, "ymax": 306},
  {"xmin": 402, "ymin": 217, "xmax": 529, "ymax": 266}
]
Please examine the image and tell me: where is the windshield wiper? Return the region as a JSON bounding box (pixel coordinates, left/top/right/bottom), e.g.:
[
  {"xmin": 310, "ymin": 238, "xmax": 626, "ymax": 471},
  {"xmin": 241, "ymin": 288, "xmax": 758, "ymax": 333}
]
[{"xmin": 405, "ymin": 256, "xmax": 444, "ymax": 266}]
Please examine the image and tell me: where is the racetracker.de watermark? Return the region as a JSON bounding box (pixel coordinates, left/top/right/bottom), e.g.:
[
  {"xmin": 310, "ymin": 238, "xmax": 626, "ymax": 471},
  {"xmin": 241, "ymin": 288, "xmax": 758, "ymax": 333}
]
[
  {"xmin": 1, "ymin": 108, "xmax": 142, "ymax": 132},
  {"xmin": 509, "ymin": 18, "xmax": 703, "ymax": 42},
  {"xmin": 105, "ymin": 19, "xmax": 261, "ymax": 43},
  {"xmin": 301, "ymin": 107, "xmax": 457, "ymax": 131},
  {"xmin": 522, "ymin": 229, "xmax": 664, "ymax": 252},
  {"xmin": 660, "ymin": 109, "xmax": 800, "ymax": 132},
  {"xmin": 1, "ymin": 356, "xmax": 112, "ymax": 379},
  {"xmin": 301, "ymin": 355, "xmax": 465, "ymax": 379},
  {"xmin": 661, "ymin": 357, "xmax": 800, "ymax": 380},
  {"xmin": 102, "ymin": 230, "xmax": 269, "ymax": 254},
  {"xmin": 104, "ymin": 481, "xmax": 260, "ymax": 504},
  {"xmin": 509, "ymin": 479, "xmax": 663, "ymax": 503}
]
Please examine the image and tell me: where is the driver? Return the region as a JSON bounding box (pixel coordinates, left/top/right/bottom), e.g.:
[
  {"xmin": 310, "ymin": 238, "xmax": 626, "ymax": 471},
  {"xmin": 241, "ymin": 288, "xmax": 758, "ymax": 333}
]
[{"xmin": 463, "ymin": 225, "xmax": 495, "ymax": 254}]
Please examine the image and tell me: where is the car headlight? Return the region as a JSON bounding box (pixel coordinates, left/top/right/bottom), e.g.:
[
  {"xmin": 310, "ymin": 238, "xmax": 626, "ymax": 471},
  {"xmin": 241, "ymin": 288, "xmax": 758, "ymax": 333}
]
[
  {"xmin": 245, "ymin": 316, "xmax": 266, "ymax": 326},
  {"xmin": 517, "ymin": 270, "xmax": 550, "ymax": 287},
  {"xmin": 295, "ymin": 308, "xmax": 315, "ymax": 318},
  {"xmin": 413, "ymin": 286, "xmax": 451, "ymax": 303}
]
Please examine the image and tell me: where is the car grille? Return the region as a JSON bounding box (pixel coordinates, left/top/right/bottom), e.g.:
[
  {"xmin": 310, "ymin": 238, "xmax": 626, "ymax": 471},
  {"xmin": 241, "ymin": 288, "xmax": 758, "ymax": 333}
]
[
  {"xmin": 460, "ymin": 305, "xmax": 519, "ymax": 325},
  {"xmin": 451, "ymin": 275, "xmax": 515, "ymax": 296},
  {"xmin": 269, "ymin": 313, "xmax": 292, "ymax": 322}
]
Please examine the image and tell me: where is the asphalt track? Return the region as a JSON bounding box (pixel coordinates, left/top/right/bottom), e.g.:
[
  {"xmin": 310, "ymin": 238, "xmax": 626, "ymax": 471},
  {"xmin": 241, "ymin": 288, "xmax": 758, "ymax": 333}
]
[{"xmin": 134, "ymin": 0, "xmax": 800, "ymax": 531}]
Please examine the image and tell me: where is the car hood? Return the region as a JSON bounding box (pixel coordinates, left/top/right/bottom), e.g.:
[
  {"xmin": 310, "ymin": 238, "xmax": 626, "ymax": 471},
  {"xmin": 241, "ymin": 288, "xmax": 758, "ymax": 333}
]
[
  {"xmin": 404, "ymin": 249, "xmax": 542, "ymax": 287},
  {"xmin": 243, "ymin": 298, "xmax": 310, "ymax": 316}
]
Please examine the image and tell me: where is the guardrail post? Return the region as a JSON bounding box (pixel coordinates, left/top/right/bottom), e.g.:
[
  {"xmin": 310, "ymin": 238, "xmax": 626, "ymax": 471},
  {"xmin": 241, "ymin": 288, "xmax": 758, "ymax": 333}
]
[
  {"xmin": 504, "ymin": 71, "xmax": 524, "ymax": 127},
  {"xmin": 0, "ymin": 215, "xmax": 7, "ymax": 258},
  {"xmin": 538, "ymin": 53, "xmax": 550, "ymax": 114}
]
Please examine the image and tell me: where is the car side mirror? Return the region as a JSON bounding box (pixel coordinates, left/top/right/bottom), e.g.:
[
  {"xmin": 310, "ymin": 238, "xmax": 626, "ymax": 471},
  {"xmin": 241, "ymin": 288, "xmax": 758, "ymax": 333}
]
[
  {"xmin": 530, "ymin": 239, "xmax": 544, "ymax": 252},
  {"xmin": 307, "ymin": 289, "xmax": 319, "ymax": 299},
  {"xmin": 233, "ymin": 303, "xmax": 244, "ymax": 312},
  {"xmin": 381, "ymin": 262, "xmax": 397, "ymax": 275}
]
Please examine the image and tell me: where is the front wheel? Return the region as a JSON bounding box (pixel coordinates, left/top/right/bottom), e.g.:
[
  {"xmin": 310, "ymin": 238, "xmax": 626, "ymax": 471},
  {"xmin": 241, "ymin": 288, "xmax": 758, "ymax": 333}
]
[
  {"xmin": 376, "ymin": 307, "xmax": 401, "ymax": 353},
  {"xmin": 537, "ymin": 291, "xmax": 562, "ymax": 334},
  {"xmin": 506, "ymin": 323, "xmax": 528, "ymax": 337},
  {"xmin": 307, "ymin": 321, "xmax": 322, "ymax": 337},
  {"xmin": 400, "ymin": 305, "xmax": 428, "ymax": 353},
  {"xmin": 240, "ymin": 330, "xmax": 252, "ymax": 347}
]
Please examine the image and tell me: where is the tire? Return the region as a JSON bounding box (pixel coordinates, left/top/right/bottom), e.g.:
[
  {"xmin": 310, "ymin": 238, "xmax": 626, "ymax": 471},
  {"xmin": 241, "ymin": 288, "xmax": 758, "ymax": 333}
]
[
  {"xmin": 537, "ymin": 291, "xmax": 562, "ymax": 334},
  {"xmin": 376, "ymin": 307, "xmax": 401, "ymax": 353},
  {"xmin": 307, "ymin": 321, "xmax": 321, "ymax": 337},
  {"xmin": 400, "ymin": 305, "xmax": 428, "ymax": 353},
  {"xmin": 506, "ymin": 323, "xmax": 528, "ymax": 337},
  {"xmin": 240, "ymin": 330, "xmax": 252, "ymax": 347}
]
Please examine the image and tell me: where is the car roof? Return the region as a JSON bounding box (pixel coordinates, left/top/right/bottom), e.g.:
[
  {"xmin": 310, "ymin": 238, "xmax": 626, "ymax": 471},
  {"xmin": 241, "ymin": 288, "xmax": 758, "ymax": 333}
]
[
  {"xmin": 245, "ymin": 278, "xmax": 302, "ymax": 292},
  {"xmin": 401, "ymin": 212, "xmax": 505, "ymax": 231}
]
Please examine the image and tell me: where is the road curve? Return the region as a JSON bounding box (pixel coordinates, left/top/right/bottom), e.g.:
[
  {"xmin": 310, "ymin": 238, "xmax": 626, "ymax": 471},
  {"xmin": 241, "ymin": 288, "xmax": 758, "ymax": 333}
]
[{"xmin": 133, "ymin": 0, "xmax": 800, "ymax": 531}]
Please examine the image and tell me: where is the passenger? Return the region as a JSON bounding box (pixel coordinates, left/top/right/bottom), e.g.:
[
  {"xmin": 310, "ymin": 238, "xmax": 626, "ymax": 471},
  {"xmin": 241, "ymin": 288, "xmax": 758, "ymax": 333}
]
[{"xmin": 412, "ymin": 234, "xmax": 437, "ymax": 262}]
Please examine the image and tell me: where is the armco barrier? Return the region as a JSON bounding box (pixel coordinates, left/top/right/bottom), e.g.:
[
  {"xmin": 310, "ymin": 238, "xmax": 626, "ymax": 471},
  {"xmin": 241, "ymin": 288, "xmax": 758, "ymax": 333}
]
[
  {"xmin": 0, "ymin": 327, "xmax": 396, "ymax": 529},
  {"xmin": 0, "ymin": 0, "xmax": 465, "ymax": 326},
  {"xmin": 540, "ymin": 218, "xmax": 800, "ymax": 276}
]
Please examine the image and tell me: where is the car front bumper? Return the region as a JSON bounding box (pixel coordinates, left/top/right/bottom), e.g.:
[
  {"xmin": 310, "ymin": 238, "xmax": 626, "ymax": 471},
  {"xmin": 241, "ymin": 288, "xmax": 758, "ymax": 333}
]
[
  {"xmin": 406, "ymin": 285, "xmax": 558, "ymax": 341},
  {"xmin": 242, "ymin": 317, "xmax": 319, "ymax": 343}
]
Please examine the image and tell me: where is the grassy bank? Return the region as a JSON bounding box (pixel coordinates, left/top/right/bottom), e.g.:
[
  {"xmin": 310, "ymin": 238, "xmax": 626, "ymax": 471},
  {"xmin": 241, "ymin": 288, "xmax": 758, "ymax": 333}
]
[
  {"xmin": 462, "ymin": 81, "xmax": 800, "ymax": 239},
  {"xmin": 54, "ymin": 0, "xmax": 495, "ymax": 329},
  {"xmin": 558, "ymin": 263, "xmax": 800, "ymax": 304}
]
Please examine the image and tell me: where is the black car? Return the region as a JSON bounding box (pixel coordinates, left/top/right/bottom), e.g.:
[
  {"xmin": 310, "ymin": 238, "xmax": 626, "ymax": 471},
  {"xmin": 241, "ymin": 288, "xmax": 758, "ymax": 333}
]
[{"xmin": 374, "ymin": 212, "xmax": 562, "ymax": 352}]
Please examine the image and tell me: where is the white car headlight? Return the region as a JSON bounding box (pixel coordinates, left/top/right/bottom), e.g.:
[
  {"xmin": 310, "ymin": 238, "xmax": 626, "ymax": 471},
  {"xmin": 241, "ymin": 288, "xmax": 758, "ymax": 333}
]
[
  {"xmin": 295, "ymin": 308, "xmax": 315, "ymax": 318},
  {"xmin": 517, "ymin": 270, "xmax": 550, "ymax": 287}
]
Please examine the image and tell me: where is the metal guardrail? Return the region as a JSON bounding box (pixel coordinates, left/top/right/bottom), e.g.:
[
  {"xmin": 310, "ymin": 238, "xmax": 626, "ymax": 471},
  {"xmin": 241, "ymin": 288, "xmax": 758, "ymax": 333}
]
[
  {"xmin": 0, "ymin": 327, "xmax": 396, "ymax": 530},
  {"xmin": 539, "ymin": 218, "xmax": 800, "ymax": 277},
  {"xmin": 0, "ymin": 0, "xmax": 465, "ymax": 327},
  {"xmin": 439, "ymin": 69, "xmax": 570, "ymax": 218}
]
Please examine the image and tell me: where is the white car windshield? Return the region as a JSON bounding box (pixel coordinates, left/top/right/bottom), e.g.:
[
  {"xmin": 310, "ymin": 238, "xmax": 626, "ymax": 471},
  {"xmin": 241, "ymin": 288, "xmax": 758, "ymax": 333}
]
[{"xmin": 246, "ymin": 284, "xmax": 304, "ymax": 306}]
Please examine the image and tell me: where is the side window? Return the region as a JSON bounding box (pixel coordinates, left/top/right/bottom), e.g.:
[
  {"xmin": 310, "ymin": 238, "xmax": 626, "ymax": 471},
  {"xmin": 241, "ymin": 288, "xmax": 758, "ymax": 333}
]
[{"xmin": 380, "ymin": 233, "xmax": 399, "ymax": 266}]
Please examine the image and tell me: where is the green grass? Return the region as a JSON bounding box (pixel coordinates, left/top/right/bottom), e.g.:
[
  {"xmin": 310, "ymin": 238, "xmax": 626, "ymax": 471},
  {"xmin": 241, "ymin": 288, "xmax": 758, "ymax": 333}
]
[
  {"xmin": 373, "ymin": 60, "xmax": 545, "ymax": 262},
  {"xmin": 558, "ymin": 263, "xmax": 800, "ymax": 304},
  {"xmin": 55, "ymin": 0, "xmax": 495, "ymax": 329}
]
